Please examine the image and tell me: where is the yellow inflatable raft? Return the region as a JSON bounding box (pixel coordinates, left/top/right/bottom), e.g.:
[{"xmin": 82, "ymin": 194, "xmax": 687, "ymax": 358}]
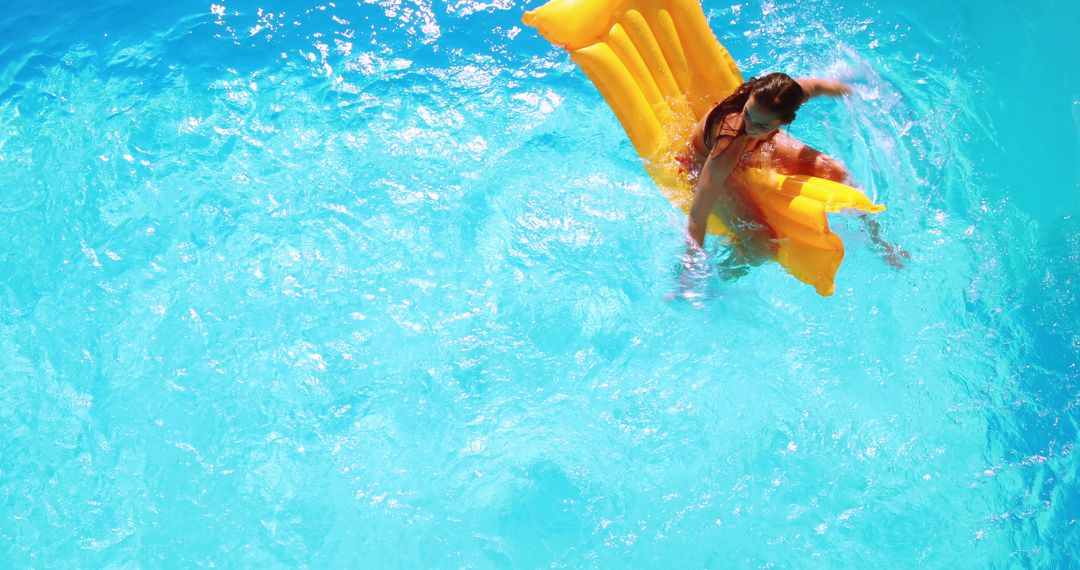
[{"xmin": 522, "ymin": 0, "xmax": 884, "ymax": 296}]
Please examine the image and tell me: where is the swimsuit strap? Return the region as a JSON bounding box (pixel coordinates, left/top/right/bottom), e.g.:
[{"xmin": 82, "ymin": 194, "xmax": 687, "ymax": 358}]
[{"xmin": 704, "ymin": 107, "xmax": 743, "ymax": 151}]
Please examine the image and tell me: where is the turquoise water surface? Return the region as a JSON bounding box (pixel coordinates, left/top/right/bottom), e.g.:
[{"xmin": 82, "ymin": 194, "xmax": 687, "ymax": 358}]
[{"xmin": 1, "ymin": 0, "xmax": 1077, "ymax": 566}]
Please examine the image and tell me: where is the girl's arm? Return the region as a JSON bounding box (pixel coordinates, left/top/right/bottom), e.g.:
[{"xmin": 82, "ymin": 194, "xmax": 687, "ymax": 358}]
[
  {"xmin": 674, "ymin": 136, "xmax": 744, "ymax": 301},
  {"xmin": 687, "ymin": 136, "xmax": 744, "ymax": 247},
  {"xmin": 795, "ymin": 77, "xmax": 853, "ymax": 101}
]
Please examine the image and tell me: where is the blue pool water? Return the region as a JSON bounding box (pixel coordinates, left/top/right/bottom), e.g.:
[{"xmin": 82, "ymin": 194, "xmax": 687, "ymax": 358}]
[{"xmin": 1, "ymin": 0, "xmax": 1077, "ymax": 566}]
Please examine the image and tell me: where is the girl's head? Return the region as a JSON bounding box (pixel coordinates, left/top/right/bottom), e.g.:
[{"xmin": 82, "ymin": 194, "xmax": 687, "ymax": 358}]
[
  {"xmin": 741, "ymin": 73, "xmax": 805, "ymax": 138},
  {"xmin": 706, "ymin": 72, "xmax": 806, "ymax": 142}
]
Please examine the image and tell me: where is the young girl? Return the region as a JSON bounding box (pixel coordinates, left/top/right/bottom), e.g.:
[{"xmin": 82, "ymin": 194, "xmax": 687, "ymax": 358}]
[{"xmin": 681, "ymin": 72, "xmax": 906, "ymax": 272}]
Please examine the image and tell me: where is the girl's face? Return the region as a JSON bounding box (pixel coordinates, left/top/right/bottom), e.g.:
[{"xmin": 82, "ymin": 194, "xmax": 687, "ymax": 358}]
[{"xmin": 742, "ymin": 94, "xmax": 784, "ymax": 139}]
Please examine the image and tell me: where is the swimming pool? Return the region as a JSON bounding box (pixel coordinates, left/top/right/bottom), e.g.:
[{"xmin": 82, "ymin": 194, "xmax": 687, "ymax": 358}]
[{"xmin": 1, "ymin": 0, "xmax": 1076, "ymax": 566}]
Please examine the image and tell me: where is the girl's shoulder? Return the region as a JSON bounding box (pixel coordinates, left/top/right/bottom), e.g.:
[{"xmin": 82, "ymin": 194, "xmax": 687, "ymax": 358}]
[
  {"xmin": 715, "ymin": 111, "xmax": 743, "ymax": 138},
  {"xmin": 701, "ymin": 106, "xmax": 747, "ymax": 157}
]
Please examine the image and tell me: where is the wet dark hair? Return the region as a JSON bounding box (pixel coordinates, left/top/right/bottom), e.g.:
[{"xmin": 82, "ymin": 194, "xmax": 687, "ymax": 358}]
[{"xmin": 703, "ymin": 72, "xmax": 805, "ymax": 150}]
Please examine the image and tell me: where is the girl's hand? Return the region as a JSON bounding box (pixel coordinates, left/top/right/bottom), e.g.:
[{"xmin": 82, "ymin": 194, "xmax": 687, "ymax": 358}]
[
  {"xmin": 666, "ymin": 243, "xmax": 711, "ymax": 304},
  {"xmin": 857, "ymin": 214, "xmax": 908, "ymax": 269},
  {"xmin": 881, "ymin": 243, "xmax": 911, "ymax": 270}
]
